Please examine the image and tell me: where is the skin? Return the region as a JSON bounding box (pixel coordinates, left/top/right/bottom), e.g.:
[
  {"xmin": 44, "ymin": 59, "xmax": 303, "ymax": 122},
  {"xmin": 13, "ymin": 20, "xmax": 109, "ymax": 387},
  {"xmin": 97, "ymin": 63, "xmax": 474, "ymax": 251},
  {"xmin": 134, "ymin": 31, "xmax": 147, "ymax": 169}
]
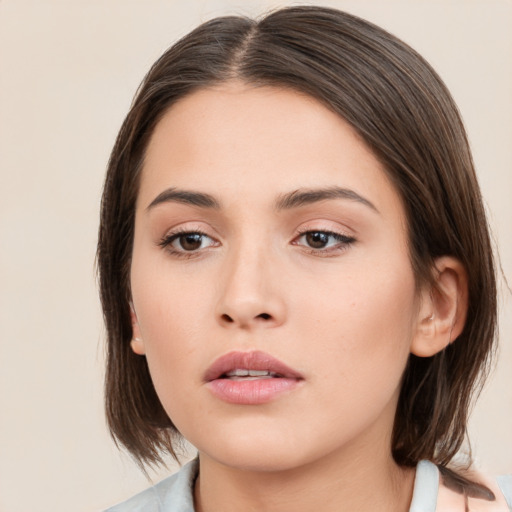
[{"xmin": 130, "ymin": 83, "xmax": 467, "ymax": 512}]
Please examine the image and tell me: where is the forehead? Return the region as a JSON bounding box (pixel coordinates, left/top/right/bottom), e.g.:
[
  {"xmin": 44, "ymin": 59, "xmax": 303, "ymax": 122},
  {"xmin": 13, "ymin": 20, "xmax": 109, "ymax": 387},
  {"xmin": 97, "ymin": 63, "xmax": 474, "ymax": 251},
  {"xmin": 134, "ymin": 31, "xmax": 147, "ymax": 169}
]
[{"xmin": 138, "ymin": 83, "xmax": 404, "ymax": 222}]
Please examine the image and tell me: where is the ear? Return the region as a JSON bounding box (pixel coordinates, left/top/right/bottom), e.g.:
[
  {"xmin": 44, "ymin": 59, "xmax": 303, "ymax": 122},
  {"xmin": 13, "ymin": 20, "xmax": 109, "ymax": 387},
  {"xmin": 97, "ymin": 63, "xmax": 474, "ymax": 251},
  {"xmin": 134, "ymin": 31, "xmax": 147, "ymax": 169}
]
[
  {"xmin": 411, "ymin": 256, "xmax": 468, "ymax": 358},
  {"xmin": 130, "ymin": 302, "xmax": 146, "ymax": 355}
]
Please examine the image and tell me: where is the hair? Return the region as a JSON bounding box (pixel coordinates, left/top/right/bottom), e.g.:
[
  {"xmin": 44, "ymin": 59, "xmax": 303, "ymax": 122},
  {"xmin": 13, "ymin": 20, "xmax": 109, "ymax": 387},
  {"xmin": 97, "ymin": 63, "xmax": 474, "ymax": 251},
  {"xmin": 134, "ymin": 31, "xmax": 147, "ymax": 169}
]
[{"xmin": 98, "ymin": 5, "xmax": 497, "ymax": 497}]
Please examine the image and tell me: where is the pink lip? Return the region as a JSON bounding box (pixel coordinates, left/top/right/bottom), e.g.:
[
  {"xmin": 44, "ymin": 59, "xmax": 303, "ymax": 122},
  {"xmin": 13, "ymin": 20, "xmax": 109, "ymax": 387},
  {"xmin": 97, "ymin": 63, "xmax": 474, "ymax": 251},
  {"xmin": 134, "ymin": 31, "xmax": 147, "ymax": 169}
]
[{"xmin": 204, "ymin": 350, "xmax": 303, "ymax": 405}]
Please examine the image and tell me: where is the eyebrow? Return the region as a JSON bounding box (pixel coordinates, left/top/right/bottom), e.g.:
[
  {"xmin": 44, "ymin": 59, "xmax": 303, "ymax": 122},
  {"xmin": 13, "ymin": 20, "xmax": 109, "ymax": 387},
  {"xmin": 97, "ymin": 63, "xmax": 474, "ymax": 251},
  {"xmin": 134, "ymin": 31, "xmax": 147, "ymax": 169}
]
[
  {"xmin": 146, "ymin": 186, "xmax": 378, "ymax": 214},
  {"xmin": 146, "ymin": 188, "xmax": 221, "ymax": 211},
  {"xmin": 275, "ymin": 187, "xmax": 379, "ymax": 213}
]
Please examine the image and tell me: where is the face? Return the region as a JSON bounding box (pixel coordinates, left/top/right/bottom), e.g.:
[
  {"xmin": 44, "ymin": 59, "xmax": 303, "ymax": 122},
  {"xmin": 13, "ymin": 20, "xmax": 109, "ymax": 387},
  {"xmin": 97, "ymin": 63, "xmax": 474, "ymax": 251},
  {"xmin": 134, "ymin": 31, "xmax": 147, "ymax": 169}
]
[{"xmin": 130, "ymin": 83, "xmax": 424, "ymax": 472}]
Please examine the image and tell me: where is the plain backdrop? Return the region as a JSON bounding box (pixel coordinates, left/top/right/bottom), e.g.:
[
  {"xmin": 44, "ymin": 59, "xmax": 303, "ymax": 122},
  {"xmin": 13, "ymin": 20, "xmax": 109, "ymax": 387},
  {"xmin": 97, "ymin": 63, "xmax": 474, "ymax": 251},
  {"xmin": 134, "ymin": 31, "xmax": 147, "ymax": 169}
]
[{"xmin": 0, "ymin": 1, "xmax": 511, "ymax": 511}]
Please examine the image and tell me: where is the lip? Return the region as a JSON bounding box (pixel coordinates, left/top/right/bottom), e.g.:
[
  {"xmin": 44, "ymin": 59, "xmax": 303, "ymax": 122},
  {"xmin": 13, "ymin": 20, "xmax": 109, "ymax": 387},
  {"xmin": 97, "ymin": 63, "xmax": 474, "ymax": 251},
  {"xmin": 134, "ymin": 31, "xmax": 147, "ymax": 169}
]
[{"xmin": 204, "ymin": 350, "xmax": 304, "ymax": 405}]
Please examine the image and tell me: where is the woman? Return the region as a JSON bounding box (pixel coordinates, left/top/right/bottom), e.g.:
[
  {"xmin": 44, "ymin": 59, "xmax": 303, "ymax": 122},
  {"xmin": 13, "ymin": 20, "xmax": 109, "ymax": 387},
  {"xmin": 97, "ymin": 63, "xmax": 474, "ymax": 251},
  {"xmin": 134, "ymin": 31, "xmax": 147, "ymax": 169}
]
[{"xmin": 98, "ymin": 6, "xmax": 512, "ymax": 511}]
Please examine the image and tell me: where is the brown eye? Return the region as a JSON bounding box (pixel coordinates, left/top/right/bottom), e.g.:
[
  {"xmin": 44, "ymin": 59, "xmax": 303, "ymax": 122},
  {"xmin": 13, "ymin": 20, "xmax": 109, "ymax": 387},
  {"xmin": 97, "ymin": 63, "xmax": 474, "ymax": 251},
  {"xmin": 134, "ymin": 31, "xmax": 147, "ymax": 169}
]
[
  {"xmin": 159, "ymin": 231, "xmax": 217, "ymax": 253},
  {"xmin": 305, "ymin": 232, "xmax": 330, "ymax": 249},
  {"xmin": 294, "ymin": 230, "xmax": 356, "ymax": 252},
  {"xmin": 178, "ymin": 233, "xmax": 204, "ymax": 251}
]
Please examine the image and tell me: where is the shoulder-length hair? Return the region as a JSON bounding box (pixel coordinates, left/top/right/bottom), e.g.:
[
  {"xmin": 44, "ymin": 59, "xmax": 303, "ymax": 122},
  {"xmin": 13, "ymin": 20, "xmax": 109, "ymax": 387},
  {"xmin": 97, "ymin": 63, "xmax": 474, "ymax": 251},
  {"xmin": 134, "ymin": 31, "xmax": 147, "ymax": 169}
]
[{"xmin": 98, "ymin": 5, "xmax": 496, "ymax": 489}]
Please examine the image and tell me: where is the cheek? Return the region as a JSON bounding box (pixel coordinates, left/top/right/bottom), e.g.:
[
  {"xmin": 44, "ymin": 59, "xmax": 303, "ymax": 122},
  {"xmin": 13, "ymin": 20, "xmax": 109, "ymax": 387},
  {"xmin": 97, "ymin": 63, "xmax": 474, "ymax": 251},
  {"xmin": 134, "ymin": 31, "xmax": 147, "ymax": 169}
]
[
  {"xmin": 133, "ymin": 295, "xmax": 206, "ymax": 429},
  {"xmin": 291, "ymin": 269, "xmax": 416, "ymax": 444},
  {"xmin": 296, "ymin": 261, "xmax": 417, "ymax": 386},
  {"xmin": 131, "ymin": 247, "xmax": 213, "ymax": 337},
  {"xmin": 133, "ymin": 290, "xmax": 207, "ymax": 369},
  {"xmin": 130, "ymin": 257, "xmax": 212, "ymax": 398}
]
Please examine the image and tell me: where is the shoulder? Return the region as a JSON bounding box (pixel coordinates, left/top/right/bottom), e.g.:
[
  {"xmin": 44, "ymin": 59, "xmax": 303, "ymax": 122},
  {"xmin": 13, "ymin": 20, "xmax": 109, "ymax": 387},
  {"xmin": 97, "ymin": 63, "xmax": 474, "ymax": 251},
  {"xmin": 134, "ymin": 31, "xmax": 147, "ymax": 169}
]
[
  {"xmin": 411, "ymin": 461, "xmax": 512, "ymax": 512},
  {"xmin": 442, "ymin": 466, "xmax": 512, "ymax": 511},
  {"xmin": 496, "ymin": 474, "xmax": 512, "ymax": 510},
  {"xmin": 104, "ymin": 459, "xmax": 198, "ymax": 512},
  {"xmin": 462, "ymin": 471, "xmax": 512, "ymax": 512}
]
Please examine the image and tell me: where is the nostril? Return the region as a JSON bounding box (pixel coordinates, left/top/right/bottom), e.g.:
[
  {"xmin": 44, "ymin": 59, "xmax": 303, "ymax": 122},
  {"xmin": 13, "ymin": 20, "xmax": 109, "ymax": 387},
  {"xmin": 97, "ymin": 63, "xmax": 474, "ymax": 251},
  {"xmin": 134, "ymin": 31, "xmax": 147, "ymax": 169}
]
[{"xmin": 218, "ymin": 311, "xmax": 274, "ymax": 325}]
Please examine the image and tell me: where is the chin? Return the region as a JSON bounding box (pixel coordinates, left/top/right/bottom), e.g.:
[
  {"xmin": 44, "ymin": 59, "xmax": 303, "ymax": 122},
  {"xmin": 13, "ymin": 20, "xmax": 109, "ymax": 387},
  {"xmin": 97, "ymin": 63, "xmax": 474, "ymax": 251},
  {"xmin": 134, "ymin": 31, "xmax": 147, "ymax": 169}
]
[
  {"xmin": 187, "ymin": 423, "xmax": 313, "ymax": 472},
  {"xmin": 204, "ymin": 445, "xmax": 311, "ymax": 473},
  {"xmin": 193, "ymin": 426, "xmax": 345, "ymax": 474}
]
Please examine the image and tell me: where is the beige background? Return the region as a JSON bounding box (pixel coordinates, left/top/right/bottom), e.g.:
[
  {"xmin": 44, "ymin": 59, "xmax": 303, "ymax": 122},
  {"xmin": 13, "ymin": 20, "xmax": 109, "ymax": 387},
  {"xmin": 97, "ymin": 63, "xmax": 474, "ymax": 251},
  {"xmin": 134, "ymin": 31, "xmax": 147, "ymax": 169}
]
[{"xmin": 0, "ymin": 1, "xmax": 511, "ymax": 511}]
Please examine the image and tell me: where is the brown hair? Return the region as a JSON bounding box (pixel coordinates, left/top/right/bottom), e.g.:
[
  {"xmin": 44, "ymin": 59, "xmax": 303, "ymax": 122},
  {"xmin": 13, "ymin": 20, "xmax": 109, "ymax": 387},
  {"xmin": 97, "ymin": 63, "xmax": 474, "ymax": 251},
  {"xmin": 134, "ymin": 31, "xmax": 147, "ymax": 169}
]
[{"xmin": 98, "ymin": 5, "xmax": 497, "ymax": 493}]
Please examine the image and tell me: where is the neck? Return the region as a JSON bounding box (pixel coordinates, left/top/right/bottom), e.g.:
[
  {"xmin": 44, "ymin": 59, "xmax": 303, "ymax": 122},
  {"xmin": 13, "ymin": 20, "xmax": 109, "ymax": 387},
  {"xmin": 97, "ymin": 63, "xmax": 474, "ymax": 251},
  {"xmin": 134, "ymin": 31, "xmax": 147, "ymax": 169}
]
[{"xmin": 194, "ymin": 444, "xmax": 415, "ymax": 512}]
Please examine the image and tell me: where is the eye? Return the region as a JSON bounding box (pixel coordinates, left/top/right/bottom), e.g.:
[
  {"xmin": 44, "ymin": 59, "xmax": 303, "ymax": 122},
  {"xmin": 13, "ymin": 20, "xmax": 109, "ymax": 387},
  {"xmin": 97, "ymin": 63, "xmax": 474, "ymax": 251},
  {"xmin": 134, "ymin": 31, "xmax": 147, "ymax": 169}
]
[
  {"xmin": 294, "ymin": 230, "xmax": 355, "ymax": 252},
  {"xmin": 159, "ymin": 230, "xmax": 217, "ymax": 254}
]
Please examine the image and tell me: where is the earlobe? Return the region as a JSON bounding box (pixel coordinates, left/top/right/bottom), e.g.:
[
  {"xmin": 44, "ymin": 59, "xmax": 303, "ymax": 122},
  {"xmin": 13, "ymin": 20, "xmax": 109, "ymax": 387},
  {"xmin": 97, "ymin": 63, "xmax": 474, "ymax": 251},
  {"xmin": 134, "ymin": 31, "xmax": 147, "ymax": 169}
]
[
  {"xmin": 130, "ymin": 302, "xmax": 146, "ymax": 355},
  {"xmin": 130, "ymin": 337, "xmax": 145, "ymax": 355},
  {"xmin": 411, "ymin": 256, "xmax": 468, "ymax": 358}
]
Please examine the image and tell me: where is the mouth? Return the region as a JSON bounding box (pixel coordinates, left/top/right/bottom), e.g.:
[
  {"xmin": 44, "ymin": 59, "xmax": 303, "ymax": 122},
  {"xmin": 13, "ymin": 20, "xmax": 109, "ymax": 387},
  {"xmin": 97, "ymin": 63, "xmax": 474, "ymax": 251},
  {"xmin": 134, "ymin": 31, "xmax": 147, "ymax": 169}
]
[
  {"xmin": 204, "ymin": 350, "xmax": 303, "ymax": 382},
  {"xmin": 204, "ymin": 350, "xmax": 304, "ymax": 405},
  {"xmin": 222, "ymin": 369, "xmax": 281, "ymax": 380}
]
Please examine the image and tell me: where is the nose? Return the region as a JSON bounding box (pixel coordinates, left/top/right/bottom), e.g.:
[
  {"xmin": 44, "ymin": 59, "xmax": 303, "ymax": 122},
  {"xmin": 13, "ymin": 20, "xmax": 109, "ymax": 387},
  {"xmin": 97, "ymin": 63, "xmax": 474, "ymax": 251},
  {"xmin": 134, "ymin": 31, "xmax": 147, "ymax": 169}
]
[{"xmin": 215, "ymin": 242, "xmax": 286, "ymax": 329}]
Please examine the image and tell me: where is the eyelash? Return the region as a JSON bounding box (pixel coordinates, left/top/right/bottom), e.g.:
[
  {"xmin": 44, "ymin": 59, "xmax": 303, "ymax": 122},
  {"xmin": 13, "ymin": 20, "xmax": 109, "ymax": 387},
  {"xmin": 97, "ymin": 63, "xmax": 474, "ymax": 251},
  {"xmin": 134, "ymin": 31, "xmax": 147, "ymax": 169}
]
[
  {"xmin": 293, "ymin": 228, "xmax": 356, "ymax": 256},
  {"xmin": 158, "ymin": 228, "xmax": 217, "ymax": 259},
  {"xmin": 158, "ymin": 228, "xmax": 356, "ymax": 258}
]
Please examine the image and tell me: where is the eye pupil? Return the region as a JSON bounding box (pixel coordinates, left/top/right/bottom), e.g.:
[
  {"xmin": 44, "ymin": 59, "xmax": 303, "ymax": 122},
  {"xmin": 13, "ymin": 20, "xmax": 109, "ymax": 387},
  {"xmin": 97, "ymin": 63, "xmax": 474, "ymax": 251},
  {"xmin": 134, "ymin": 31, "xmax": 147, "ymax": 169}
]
[
  {"xmin": 180, "ymin": 233, "xmax": 202, "ymax": 251},
  {"xmin": 306, "ymin": 232, "xmax": 329, "ymax": 249}
]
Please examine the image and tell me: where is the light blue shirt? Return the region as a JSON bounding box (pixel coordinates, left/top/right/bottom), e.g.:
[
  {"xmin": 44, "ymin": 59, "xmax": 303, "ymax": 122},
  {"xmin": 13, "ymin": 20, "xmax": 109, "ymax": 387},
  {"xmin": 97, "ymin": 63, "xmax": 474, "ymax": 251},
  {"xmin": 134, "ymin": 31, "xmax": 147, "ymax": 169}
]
[{"xmin": 105, "ymin": 459, "xmax": 512, "ymax": 511}]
